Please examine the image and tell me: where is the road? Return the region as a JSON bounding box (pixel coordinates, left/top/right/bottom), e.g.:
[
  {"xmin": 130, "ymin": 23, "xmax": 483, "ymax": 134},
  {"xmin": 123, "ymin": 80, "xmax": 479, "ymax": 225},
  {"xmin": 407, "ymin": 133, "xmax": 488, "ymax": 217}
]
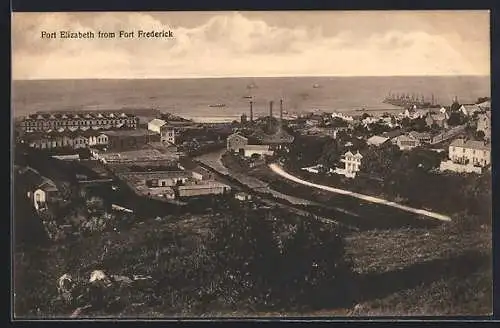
[
  {"xmin": 196, "ymin": 150, "xmax": 317, "ymax": 206},
  {"xmin": 269, "ymin": 164, "xmax": 451, "ymax": 222}
]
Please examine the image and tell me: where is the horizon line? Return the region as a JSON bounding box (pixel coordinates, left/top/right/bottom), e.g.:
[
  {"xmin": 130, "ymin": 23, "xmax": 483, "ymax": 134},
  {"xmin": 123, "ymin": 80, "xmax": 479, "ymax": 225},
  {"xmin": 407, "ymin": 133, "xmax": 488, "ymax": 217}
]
[{"xmin": 12, "ymin": 74, "xmax": 491, "ymax": 81}]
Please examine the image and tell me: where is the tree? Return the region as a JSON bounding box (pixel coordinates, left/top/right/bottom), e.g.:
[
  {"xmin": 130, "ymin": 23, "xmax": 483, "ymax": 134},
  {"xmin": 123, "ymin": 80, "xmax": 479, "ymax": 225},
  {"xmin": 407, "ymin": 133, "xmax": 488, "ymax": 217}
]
[
  {"xmin": 319, "ymin": 139, "xmax": 341, "ymax": 168},
  {"xmin": 208, "ymin": 209, "xmax": 281, "ymax": 308},
  {"xmin": 361, "ymin": 144, "xmax": 402, "ymax": 178},
  {"xmin": 476, "ymin": 130, "xmax": 486, "ymax": 140},
  {"xmin": 361, "ymin": 113, "xmax": 371, "ymax": 120},
  {"xmin": 450, "ymin": 101, "xmax": 461, "ymax": 112},
  {"xmin": 278, "ymin": 219, "xmax": 355, "ymax": 309},
  {"xmin": 447, "ymin": 112, "xmax": 463, "ymax": 126}
]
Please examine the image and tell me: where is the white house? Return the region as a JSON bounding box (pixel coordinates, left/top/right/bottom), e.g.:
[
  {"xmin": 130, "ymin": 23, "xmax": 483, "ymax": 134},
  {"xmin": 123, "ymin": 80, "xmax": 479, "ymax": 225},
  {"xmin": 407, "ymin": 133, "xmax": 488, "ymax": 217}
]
[
  {"xmin": 148, "ymin": 118, "xmax": 167, "ymax": 134},
  {"xmin": 235, "ymin": 192, "xmax": 252, "ymax": 201},
  {"xmin": 333, "ymin": 150, "xmax": 363, "ymax": 178},
  {"xmin": 393, "ymin": 134, "xmax": 420, "ymax": 150},
  {"xmin": 439, "ymin": 138, "xmax": 491, "ymax": 174},
  {"xmin": 243, "ymin": 145, "xmax": 274, "ymax": 158},
  {"xmin": 26, "ymin": 178, "xmax": 59, "ymax": 211}
]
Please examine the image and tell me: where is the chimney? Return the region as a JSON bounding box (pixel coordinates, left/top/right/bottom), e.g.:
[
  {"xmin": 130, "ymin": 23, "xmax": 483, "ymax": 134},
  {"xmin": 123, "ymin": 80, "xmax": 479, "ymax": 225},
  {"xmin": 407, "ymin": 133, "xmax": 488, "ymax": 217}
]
[
  {"xmin": 279, "ymin": 98, "xmax": 284, "ymax": 132},
  {"xmin": 249, "ymin": 100, "xmax": 254, "ymax": 123},
  {"xmin": 280, "ymin": 99, "xmax": 284, "ymax": 121},
  {"xmin": 269, "ymin": 100, "xmax": 274, "ymax": 132}
]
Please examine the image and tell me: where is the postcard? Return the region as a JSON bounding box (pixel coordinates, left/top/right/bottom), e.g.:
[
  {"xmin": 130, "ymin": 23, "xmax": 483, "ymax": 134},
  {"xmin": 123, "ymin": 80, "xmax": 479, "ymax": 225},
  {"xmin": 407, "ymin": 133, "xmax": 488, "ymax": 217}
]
[{"xmin": 11, "ymin": 10, "xmax": 492, "ymax": 319}]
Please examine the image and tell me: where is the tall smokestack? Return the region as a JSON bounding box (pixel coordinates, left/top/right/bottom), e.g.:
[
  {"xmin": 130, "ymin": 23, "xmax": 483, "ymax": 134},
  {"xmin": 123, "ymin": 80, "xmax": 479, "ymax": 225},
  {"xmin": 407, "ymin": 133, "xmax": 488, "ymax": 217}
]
[
  {"xmin": 269, "ymin": 100, "xmax": 274, "ymax": 131},
  {"xmin": 280, "ymin": 99, "xmax": 283, "ymax": 121},
  {"xmin": 249, "ymin": 101, "xmax": 253, "ymax": 122},
  {"xmin": 279, "ymin": 98, "xmax": 284, "ymax": 132}
]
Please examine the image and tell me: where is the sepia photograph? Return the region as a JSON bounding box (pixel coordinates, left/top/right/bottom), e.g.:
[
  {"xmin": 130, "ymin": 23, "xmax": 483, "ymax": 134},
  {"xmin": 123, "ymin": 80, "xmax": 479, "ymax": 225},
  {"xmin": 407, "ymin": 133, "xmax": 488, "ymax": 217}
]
[{"xmin": 11, "ymin": 10, "xmax": 492, "ymax": 318}]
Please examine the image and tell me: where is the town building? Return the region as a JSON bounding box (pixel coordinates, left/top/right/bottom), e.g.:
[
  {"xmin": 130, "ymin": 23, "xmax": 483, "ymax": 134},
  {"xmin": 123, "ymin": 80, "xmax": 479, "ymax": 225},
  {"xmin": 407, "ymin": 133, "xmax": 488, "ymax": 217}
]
[
  {"xmin": 227, "ymin": 133, "xmax": 249, "ymax": 153},
  {"xmin": 145, "ymin": 171, "xmax": 191, "ymax": 187},
  {"xmin": 332, "ymin": 150, "xmax": 363, "ymax": 178},
  {"xmin": 160, "ymin": 126, "xmax": 176, "ymax": 145},
  {"xmin": 476, "ymin": 112, "xmax": 491, "ymax": 140},
  {"xmin": 439, "ymin": 138, "xmax": 491, "ymax": 174},
  {"xmin": 477, "ymin": 100, "xmax": 491, "ymax": 111},
  {"xmin": 425, "ymin": 112, "xmax": 449, "ymax": 129},
  {"xmin": 408, "ymin": 131, "xmax": 432, "ymax": 145},
  {"xmin": 147, "ymin": 118, "xmax": 167, "ymax": 134},
  {"xmin": 382, "ymin": 129, "xmax": 404, "ymax": 140},
  {"xmin": 73, "ymin": 136, "xmax": 89, "ymax": 149},
  {"xmin": 91, "ymin": 148, "xmax": 178, "ymax": 165},
  {"xmin": 331, "ymin": 112, "xmax": 354, "ymax": 122},
  {"xmin": 20, "ymin": 111, "xmax": 139, "ymax": 133},
  {"xmin": 393, "ymin": 134, "xmax": 420, "ymax": 150},
  {"xmin": 459, "ymin": 104, "xmax": 481, "ymax": 116},
  {"xmin": 367, "ymin": 135, "xmax": 390, "ymax": 147},
  {"xmin": 234, "ymin": 192, "xmax": 252, "ymax": 201},
  {"xmin": 18, "ymin": 167, "xmax": 60, "ymax": 211},
  {"xmin": 148, "ymin": 118, "xmax": 176, "ymax": 144},
  {"xmin": 191, "ymin": 166, "xmax": 214, "ymax": 181},
  {"xmin": 177, "ymin": 182, "xmax": 231, "ymax": 198},
  {"xmin": 105, "ymin": 129, "xmax": 160, "ymax": 151},
  {"xmin": 24, "ymin": 130, "xmax": 109, "ymax": 150},
  {"xmin": 243, "ymin": 145, "xmax": 274, "ymax": 158}
]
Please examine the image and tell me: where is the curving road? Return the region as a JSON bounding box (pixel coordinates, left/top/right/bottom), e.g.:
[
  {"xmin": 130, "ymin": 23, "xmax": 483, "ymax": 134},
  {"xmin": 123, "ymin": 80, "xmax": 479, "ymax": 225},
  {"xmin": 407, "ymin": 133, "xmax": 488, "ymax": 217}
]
[{"xmin": 269, "ymin": 164, "xmax": 451, "ymax": 222}]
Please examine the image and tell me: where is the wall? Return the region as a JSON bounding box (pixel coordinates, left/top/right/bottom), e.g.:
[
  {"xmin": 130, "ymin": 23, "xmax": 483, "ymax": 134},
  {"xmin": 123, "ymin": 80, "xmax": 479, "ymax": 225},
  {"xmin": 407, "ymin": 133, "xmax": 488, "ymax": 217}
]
[
  {"xmin": 439, "ymin": 160, "xmax": 482, "ymax": 174},
  {"xmin": 227, "ymin": 135, "xmax": 248, "ymax": 151}
]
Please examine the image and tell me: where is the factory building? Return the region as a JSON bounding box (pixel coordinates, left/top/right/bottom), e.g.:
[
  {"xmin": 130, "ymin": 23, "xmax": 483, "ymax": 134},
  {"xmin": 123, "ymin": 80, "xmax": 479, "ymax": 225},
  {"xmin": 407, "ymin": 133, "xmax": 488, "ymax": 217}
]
[
  {"xmin": 177, "ymin": 182, "xmax": 231, "ymax": 198},
  {"xmin": 19, "ymin": 111, "xmax": 139, "ymax": 133},
  {"xmin": 105, "ymin": 129, "xmax": 160, "ymax": 152}
]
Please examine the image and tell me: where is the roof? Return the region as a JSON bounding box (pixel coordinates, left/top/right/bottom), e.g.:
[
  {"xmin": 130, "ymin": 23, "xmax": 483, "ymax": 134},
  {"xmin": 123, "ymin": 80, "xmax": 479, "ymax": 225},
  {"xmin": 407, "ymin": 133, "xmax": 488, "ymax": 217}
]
[
  {"xmin": 191, "ymin": 166, "xmax": 212, "ymax": 176},
  {"xmin": 367, "ymin": 135, "xmax": 389, "ymax": 146},
  {"xmin": 396, "ymin": 134, "xmax": 419, "ymax": 142},
  {"xmin": 344, "ymin": 150, "xmax": 363, "ymax": 158},
  {"xmin": 383, "ymin": 129, "xmax": 403, "ymax": 139},
  {"xmin": 227, "ymin": 133, "xmax": 249, "ymax": 141},
  {"xmin": 477, "ymin": 100, "xmax": 491, "ymax": 109},
  {"xmin": 178, "ymin": 182, "xmax": 230, "ymax": 191},
  {"xmin": 450, "ymin": 138, "xmax": 490, "ymax": 151},
  {"xmin": 408, "ymin": 131, "xmax": 432, "ymax": 139},
  {"xmin": 104, "ymin": 129, "xmax": 151, "ymax": 137},
  {"xmin": 17, "ymin": 167, "xmax": 58, "ymax": 192},
  {"xmin": 25, "ymin": 111, "xmax": 136, "ymax": 120},
  {"xmin": 148, "ymin": 118, "xmax": 167, "ymax": 128},
  {"xmin": 243, "ymin": 145, "xmax": 271, "ymax": 151}
]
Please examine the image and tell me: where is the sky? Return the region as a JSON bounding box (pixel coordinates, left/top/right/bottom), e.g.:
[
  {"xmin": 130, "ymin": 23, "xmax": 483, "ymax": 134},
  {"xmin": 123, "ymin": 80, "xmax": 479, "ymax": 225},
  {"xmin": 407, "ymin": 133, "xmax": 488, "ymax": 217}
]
[{"xmin": 11, "ymin": 11, "xmax": 490, "ymax": 80}]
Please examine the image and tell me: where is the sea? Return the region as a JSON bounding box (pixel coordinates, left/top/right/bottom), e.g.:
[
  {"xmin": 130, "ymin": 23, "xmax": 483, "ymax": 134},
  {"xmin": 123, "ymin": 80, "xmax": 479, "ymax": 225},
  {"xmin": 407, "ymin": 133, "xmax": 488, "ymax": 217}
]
[{"xmin": 12, "ymin": 76, "xmax": 490, "ymax": 123}]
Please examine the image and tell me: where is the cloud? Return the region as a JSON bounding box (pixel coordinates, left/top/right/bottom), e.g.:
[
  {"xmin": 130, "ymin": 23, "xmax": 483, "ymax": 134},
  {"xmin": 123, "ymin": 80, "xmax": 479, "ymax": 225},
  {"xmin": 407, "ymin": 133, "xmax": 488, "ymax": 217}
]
[{"xmin": 12, "ymin": 12, "xmax": 490, "ymax": 79}]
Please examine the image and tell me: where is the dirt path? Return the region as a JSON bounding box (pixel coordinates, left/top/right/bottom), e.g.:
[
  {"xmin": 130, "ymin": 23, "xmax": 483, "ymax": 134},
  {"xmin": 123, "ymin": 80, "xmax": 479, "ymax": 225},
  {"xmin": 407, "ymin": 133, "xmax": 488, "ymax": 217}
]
[{"xmin": 269, "ymin": 164, "xmax": 451, "ymax": 222}]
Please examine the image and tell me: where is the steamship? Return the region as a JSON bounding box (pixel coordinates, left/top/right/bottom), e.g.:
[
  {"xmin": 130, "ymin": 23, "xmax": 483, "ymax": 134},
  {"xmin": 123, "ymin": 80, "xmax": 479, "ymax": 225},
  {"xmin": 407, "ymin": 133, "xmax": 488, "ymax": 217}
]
[{"xmin": 383, "ymin": 92, "xmax": 440, "ymax": 108}]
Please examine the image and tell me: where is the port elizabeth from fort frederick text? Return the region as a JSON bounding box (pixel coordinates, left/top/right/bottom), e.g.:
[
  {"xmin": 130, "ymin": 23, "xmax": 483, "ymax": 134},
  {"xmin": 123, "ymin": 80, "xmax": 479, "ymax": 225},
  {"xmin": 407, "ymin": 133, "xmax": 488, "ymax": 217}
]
[{"xmin": 11, "ymin": 11, "xmax": 492, "ymax": 319}]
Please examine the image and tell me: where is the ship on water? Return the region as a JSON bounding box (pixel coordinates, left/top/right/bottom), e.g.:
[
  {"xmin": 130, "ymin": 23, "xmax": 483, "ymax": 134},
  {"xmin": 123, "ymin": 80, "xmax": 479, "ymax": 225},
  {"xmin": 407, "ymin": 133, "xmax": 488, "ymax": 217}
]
[
  {"xmin": 208, "ymin": 103, "xmax": 226, "ymax": 108},
  {"xmin": 383, "ymin": 92, "xmax": 440, "ymax": 108}
]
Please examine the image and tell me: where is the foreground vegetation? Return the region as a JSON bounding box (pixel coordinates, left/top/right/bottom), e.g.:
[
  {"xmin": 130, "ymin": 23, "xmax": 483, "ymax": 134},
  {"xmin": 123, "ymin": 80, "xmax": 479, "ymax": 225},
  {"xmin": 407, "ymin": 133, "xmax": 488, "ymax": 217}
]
[{"xmin": 14, "ymin": 202, "xmax": 356, "ymax": 318}]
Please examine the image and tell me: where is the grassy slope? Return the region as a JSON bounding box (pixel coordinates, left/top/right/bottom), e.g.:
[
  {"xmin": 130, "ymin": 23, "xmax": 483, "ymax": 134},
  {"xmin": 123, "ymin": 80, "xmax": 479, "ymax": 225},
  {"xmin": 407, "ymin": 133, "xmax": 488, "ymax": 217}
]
[{"xmin": 345, "ymin": 224, "xmax": 492, "ymax": 316}]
